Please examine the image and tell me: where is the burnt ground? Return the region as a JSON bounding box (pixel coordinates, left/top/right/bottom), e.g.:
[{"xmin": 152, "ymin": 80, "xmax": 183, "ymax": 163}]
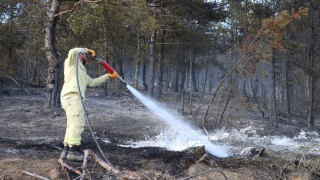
[{"xmin": 1, "ymin": 86, "xmax": 320, "ymax": 180}]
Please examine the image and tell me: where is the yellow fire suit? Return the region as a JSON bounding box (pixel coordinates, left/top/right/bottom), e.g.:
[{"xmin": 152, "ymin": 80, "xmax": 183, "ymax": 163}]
[{"xmin": 60, "ymin": 48, "xmax": 109, "ymax": 147}]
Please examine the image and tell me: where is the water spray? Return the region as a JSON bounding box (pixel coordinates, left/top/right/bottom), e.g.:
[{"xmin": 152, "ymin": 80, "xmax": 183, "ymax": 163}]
[
  {"xmin": 92, "ymin": 54, "xmax": 228, "ymax": 158},
  {"xmin": 92, "ymin": 55, "xmax": 127, "ymax": 85}
]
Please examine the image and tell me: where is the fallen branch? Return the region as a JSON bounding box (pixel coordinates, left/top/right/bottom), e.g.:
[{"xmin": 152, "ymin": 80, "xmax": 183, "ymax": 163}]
[
  {"xmin": 58, "ymin": 158, "xmax": 82, "ymax": 176},
  {"xmin": 21, "ymin": 171, "xmax": 50, "ymax": 180},
  {"xmin": 65, "ymin": 169, "xmax": 72, "ymax": 180},
  {"xmin": 80, "ymin": 150, "xmax": 90, "ymax": 180},
  {"xmin": 278, "ymin": 161, "xmax": 294, "ymax": 179},
  {"xmin": 311, "ymin": 169, "xmax": 320, "ymax": 177},
  {"xmin": 58, "ymin": 149, "xmax": 138, "ymax": 180},
  {"xmin": 85, "ymin": 149, "xmax": 138, "ymax": 180}
]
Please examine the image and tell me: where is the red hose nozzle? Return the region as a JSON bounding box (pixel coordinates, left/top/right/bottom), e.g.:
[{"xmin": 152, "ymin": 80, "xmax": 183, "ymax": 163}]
[
  {"xmin": 92, "ymin": 55, "xmax": 115, "ymax": 74},
  {"xmin": 100, "ymin": 61, "xmax": 115, "ymax": 74},
  {"xmin": 92, "ymin": 55, "xmax": 127, "ymax": 85}
]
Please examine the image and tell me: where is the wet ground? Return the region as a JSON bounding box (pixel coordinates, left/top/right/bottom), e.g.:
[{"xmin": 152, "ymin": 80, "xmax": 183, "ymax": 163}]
[{"xmin": 1, "ymin": 87, "xmax": 320, "ymax": 179}]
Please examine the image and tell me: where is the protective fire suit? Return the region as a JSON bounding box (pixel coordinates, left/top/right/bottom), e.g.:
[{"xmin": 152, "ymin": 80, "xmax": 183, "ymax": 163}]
[{"xmin": 60, "ymin": 48, "xmax": 109, "ymax": 147}]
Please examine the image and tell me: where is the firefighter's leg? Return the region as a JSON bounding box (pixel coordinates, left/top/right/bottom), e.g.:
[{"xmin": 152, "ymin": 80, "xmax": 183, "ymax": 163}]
[{"xmin": 61, "ymin": 93, "xmax": 85, "ymax": 161}]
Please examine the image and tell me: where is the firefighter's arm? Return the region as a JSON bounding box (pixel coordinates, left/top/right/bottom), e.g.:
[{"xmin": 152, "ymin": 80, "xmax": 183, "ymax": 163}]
[
  {"xmin": 87, "ymin": 71, "xmax": 119, "ymax": 87},
  {"xmin": 66, "ymin": 48, "xmax": 88, "ymax": 67},
  {"xmin": 87, "ymin": 74, "xmax": 109, "ymax": 87}
]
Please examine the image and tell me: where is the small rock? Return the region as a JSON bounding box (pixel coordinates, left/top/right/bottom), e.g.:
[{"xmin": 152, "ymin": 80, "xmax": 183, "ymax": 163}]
[
  {"xmin": 185, "ymin": 145, "xmax": 205, "ymax": 158},
  {"xmin": 239, "ymin": 147, "xmax": 258, "ymax": 156}
]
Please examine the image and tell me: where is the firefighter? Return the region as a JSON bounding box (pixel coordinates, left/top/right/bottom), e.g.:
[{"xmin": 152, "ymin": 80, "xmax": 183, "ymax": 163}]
[{"xmin": 59, "ymin": 48, "xmax": 119, "ymax": 161}]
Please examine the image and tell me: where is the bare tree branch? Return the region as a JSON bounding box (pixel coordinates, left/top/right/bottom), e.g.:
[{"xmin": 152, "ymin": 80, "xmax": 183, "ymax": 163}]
[
  {"xmin": 54, "ymin": 0, "xmax": 102, "ymax": 17},
  {"xmin": 21, "ymin": 171, "xmax": 50, "ymax": 180},
  {"xmin": 58, "ymin": 150, "xmax": 138, "ymax": 180},
  {"xmin": 85, "ymin": 149, "xmax": 138, "ymax": 180},
  {"xmin": 58, "ymin": 158, "xmax": 83, "ymax": 176},
  {"xmin": 32, "ymin": 0, "xmax": 49, "ymax": 9},
  {"xmin": 0, "ymin": 71, "xmax": 21, "ymax": 88}
]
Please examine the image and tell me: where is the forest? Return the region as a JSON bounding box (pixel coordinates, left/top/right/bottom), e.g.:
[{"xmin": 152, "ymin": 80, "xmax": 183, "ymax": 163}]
[
  {"xmin": 3, "ymin": 0, "xmax": 320, "ymax": 179},
  {"xmin": 0, "ymin": 0, "xmax": 319, "ymax": 131}
]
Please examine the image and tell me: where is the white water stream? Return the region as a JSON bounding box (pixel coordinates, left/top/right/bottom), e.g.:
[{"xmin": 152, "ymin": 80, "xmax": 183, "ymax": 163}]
[
  {"xmin": 123, "ymin": 85, "xmax": 229, "ymax": 157},
  {"xmin": 104, "ymin": 85, "xmax": 320, "ymax": 158}
]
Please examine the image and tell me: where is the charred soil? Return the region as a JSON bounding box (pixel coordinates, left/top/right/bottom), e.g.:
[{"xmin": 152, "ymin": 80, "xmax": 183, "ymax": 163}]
[{"xmin": 1, "ymin": 87, "xmax": 320, "ymax": 180}]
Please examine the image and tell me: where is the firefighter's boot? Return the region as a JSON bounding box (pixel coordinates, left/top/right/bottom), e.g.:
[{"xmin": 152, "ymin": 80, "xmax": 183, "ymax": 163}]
[
  {"xmin": 66, "ymin": 145, "xmax": 84, "ymax": 162},
  {"xmin": 60, "ymin": 145, "xmax": 69, "ymax": 160}
]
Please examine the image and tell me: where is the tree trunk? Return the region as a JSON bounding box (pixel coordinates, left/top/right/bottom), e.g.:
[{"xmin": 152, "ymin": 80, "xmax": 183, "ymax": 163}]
[
  {"xmin": 142, "ymin": 61, "xmax": 148, "ymax": 90},
  {"xmin": 189, "ymin": 53, "xmax": 193, "ymax": 106},
  {"xmin": 191, "ymin": 54, "xmax": 198, "ymax": 93},
  {"xmin": 197, "ymin": 71, "xmax": 200, "ymax": 92},
  {"xmin": 251, "ymin": 76, "xmax": 265, "ymax": 118},
  {"xmin": 148, "ymin": 31, "xmax": 157, "ymax": 97},
  {"xmin": 134, "ymin": 61, "xmax": 140, "ymax": 89},
  {"xmin": 142, "ymin": 36, "xmax": 148, "ymax": 91},
  {"xmin": 174, "ymin": 59, "xmax": 179, "ymax": 93},
  {"xmin": 279, "ymin": 77, "xmax": 284, "ymax": 113},
  {"xmin": 219, "ymin": 73, "xmax": 237, "ymax": 126},
  {"xmin": 209, "ymin": 63, "xmax": 213, "ymax": 92},
  {"xmin": 164, "ymin": 58, "xmax": 169, "ymax": 97},
  {"xmin": 241, "ymin": 0, "xmax": 248, "ymax": 99},
  {"xmin": 180, "ymin": 89, "xmax": 185, "ymax": 114},
  {"xmin": 45, "ymin": 0, "xmax": 62, "ymax": 108},
  {"xmin": 306, "ymin": 1, "xmax": 319, "ymax": 130},
  {"xmin": 271, "ymin": 49, "xmax": 279, "ymax": 128},
  {"xmin": 25, "ymin": 29, "xmax": 30, "ymax": 85},
  {"xmin": 261, "ymin": 81, "xmax": 267, "ymax": 107},
  {"xmin": 241, "ymin": 79, "xmax": 247, "ymax": 98},
  {"xmin": 179, "ymin": 67, "xmax": 186, "ymax": 100},
  {"xmin": 203, "ymin": 61, "xmax": 208, "ymax": 94},
  {"xmin": 103, "ymin": 80, "xmax": 108, "ymax": 96},
  {"xmin": 285, "ymin": 49, "xmax": 292, "ymax": 117},
  {"xmin": 156, "ymin": 30, "xmax": 166, "ymax": 99},
  {"xmin": 117, "ymin": 60, "xmax": 124, "ymax": 79},
  {"xmin": 134, "ymin": 35, "xmax": 140, "ymax": 89},
  {"xmin": 306, "ymin": 66, "xmax": 315, "ymax": 130}
]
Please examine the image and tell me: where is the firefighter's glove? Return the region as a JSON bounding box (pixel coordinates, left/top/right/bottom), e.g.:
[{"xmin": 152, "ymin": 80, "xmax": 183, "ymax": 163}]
[
  {"xmin": 108, "ymin": 71, "xmax": 119, "ymax": 79},
  {"xmin": 87, "ymin": 49, "xmax": 95, "ymax": 57}
]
